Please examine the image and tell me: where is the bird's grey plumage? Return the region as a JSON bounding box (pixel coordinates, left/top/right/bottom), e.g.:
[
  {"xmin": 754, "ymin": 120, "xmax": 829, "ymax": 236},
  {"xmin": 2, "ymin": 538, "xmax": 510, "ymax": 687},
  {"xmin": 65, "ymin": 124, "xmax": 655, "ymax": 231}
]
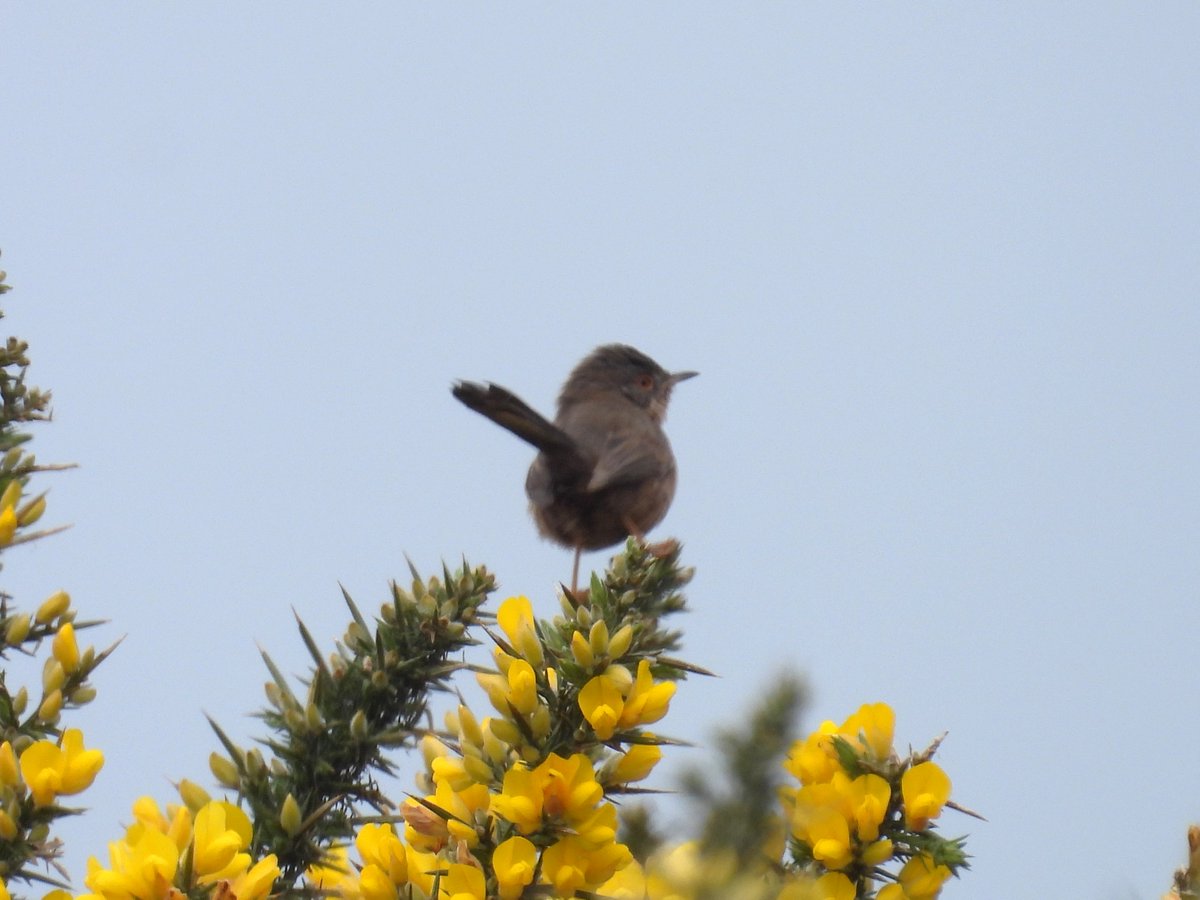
[{"xmin": 452, "ymin": 344, "xmax": 696, "ymax": 559}]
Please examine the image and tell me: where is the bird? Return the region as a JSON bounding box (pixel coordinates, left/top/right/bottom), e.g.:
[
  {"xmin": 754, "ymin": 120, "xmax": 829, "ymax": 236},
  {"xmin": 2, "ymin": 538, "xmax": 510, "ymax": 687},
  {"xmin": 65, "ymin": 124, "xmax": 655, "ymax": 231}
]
[{"xmin": 452, "ymin": 344, "xmax": 696, "ymax": 592}]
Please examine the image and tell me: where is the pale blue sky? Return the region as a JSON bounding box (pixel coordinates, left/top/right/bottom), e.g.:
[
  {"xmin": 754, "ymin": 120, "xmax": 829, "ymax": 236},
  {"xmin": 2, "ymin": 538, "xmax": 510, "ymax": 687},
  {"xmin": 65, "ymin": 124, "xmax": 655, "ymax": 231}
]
[{"xmin": 3, "ymin": 5, "xmax": 1198, "ymax": 898}]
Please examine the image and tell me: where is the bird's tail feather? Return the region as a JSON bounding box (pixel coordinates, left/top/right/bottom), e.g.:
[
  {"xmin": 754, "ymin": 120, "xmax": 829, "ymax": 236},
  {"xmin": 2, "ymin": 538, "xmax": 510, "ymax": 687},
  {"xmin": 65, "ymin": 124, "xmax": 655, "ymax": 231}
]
[{"xmin": 452, "ymin": 381, "xmax": 576, "ymax": 455}]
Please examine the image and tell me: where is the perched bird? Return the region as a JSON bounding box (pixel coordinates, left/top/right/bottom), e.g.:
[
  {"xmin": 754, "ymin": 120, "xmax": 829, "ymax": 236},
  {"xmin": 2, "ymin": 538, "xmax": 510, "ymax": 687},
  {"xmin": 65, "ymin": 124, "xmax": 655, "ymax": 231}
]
[{"xmin": 452, "ymin": 344, "xmax": 696, "ymax": 590}]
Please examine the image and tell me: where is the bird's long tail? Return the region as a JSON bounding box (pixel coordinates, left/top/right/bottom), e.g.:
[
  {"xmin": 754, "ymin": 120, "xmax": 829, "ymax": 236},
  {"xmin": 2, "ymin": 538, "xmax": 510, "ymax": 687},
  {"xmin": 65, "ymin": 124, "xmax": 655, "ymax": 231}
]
[{"xmin": 452, "ymin": 381, "xmax": 577, "ymax": 455}]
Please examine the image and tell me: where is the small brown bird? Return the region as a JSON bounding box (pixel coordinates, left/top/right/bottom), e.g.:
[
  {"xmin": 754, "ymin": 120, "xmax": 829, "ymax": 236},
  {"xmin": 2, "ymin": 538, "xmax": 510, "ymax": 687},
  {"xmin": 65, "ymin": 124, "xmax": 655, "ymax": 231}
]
[{"xmin": 452, "ymin": 344, "xmax": 696, "ymax": 590}]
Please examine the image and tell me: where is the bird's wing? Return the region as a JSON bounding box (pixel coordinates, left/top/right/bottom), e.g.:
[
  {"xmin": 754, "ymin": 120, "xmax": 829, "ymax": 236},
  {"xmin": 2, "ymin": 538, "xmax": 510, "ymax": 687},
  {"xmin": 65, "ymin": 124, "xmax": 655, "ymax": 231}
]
[{"xmin": 586, "ymin": 430, "xmax": 671, "ymax": 493}]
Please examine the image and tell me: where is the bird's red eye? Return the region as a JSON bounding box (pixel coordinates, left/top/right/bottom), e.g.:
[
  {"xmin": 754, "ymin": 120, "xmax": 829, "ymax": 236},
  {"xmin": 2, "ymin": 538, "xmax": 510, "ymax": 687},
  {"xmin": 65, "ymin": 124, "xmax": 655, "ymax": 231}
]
[{"xmin": 636, "ymin": 373, "xmax": 654, "ymax": 390}]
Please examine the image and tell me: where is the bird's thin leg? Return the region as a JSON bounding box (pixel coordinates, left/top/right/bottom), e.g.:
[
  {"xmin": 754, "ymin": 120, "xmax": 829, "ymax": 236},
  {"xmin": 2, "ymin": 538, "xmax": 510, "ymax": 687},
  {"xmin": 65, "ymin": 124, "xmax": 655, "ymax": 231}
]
[
  {"xmin": 571, "ymin": 546, "xmax": 582, "ymax": 595},
  {"xmin": 622, "ymin": 517, "xmax": 646, "ymax": 545}
]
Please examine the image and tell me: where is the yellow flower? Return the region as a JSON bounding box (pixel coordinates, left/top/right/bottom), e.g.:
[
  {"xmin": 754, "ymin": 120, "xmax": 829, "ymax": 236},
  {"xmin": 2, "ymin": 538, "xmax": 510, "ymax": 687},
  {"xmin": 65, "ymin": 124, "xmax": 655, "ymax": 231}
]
[
  {"xmin": 839, "ymin": 702, "xmax": 895, "ymax": 761},
  {"xmin": 130, "ymin": 796, "xmax": 172, "ymax": 833},
  {"xmin": 227, "ymin": 854, "xmax": 280, "ymax": 900},
  {"xmin": 779, "ymin": 872, "xmax": 849, "ymax": 900},
  {"xmin": 493, "ymin": 836, "xmax": 537, "ymax": 900},
  {"xmin": 861, "ymin": 838, "xmax": 894, "ymax": 866},
  {"xmin": 359, "ymin": 864, "xmax": 400, "ymax": 900},
  {"xmin": 618, "ymin": 660, "xmax": 675, "ymax": 729},
  {"xmin": 192, "ymin": 802, "xmax": 253, "ymax": 884},
  {"xmin": 610, "ymin": 741, "xmax": 662, "ymax": 783},
  {"xmin": 19, "ymin": 728, "xmax": 104, "ymax": 805},
  {"xmin": 535, "ymin": 753, "xmax": 604, "ymax": 823},
  {"xmin": 596, "ymin": 858, "xmax": 646, "ymax": 899},
  {"xmin": 496, "ymin": 595, "xmax": 543, "ymax": 667},
  {"xmin": 430, "ymin": 754, "xmax": 474, "ymax": 792},
  {"xmin": 541, "ymin": 834, "xmax": 631, "ymax": 896},
  {"xmin": 845, "ymin": 773, "xmax": 890, "ymax": 841},
  {"xmin": 895, "ymin": 853, "xmax": 951, "ymax": 898},
  {"xmin": 579, "ymin": 672, "xmax": 624, "ymax": 739},
  {"xmin": 572, "ymin": 799, "xmax": 620, "ymax": 847},
  {"xmin": 128, "ymin": 796, "xmax": 192, "ymax": 852},
  {"xmin": 491, "ymin": 764, "xmax": 542, "ymax": 833},
  {"xmin": 403, "ymin": 846, "xmax": 442, "ymax": 897},
  {"xmin": 807, "ymin": 872, "xmax": 856, "ymax": 900},
  {"xmin": 579, "ymin": 661, "xmax": 675, "ymax": 740},
  {"xmin": 901, "ymin": 762, "xmax": 951, "ymax": 831},
  {"xmin": 784, "ymin": 721, "xmax": 840, "ymax": 786},
  {"xmin": 356, "ymin": 823, "xmax": 408, "ymax": 884},
  {"xmin": 443, "ymin": 862, "xmax": 486, "ymax": 900},
  {"xmin": 493, "ymin": 752, "xmax": 605, "ymax": 833},
  {"xmin": 798, "ymin": 806, "xmax": 853, "ymax": 870},
  {"xmin": 402, "ymin": 778, "xmax": 490, "ymax": 851},
  {"xmin": 479, "ymin": 658, "xmax": 540, "ymax": 717},
  {"xmin": 84, "ymin": 826, "xmax": 180, "ymax": 898}
]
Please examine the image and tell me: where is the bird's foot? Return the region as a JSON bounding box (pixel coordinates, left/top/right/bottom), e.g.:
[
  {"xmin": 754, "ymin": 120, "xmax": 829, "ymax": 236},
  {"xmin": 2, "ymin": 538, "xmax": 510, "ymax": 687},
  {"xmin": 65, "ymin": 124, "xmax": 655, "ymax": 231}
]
[{"xmin": 644, "ymin": 537, "xmax": 679, "ymax": 558}]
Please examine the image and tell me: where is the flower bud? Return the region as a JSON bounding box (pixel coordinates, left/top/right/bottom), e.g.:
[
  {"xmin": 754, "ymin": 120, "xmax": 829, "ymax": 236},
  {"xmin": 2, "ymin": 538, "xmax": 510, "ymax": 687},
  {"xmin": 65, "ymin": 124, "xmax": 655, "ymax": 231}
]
[
  {"xmin": 280, "ymin": 793, "xmax": 303, "ymax": 836},
  {"xmin": 304, "ymin": 702, "xmax": 324, "ymax": 732},
  {"xmin": 530, "ymin": 705, "xmax": 551, "ymax": 739},
  {"xmin": 589, "ymin": 620, "xmax": 610, "ymax": 658},
  {"xmin": 481, "ymin": 723, "xmax": 509, "ymax": 765},
  {"xmin": 5, "ymin": 613, "xmax": 31, "ymax": 646},
  {"xmin": 488, "ymin": 717, "xmax": 521, "ymax": 746},
  {"xmin": 52, "ymin": 623, "xmax": 80, "ymax": 673},
  {"xmin": 245, "ymin": 748, "xmax": 267, "ymax": 780},
  {"xmin": 350, "ymin": 709, "xmax": 369, "ymax": 741},
  {"xmin": 463, "ymin": 754, "xmax": 493, "ymax": 785},
  {"xmin": 571, "ymin": 631, "xmax": 594, "ymax": 668},
  {"xmin": 608, "ymin": 624, "xmax": 634, "ymax": 660},
  {"xmin": 0, "ymin": 479, "xmax": 21, "ymax": 512},
  {"xmin": 36, "ymin": 591, "xmax": 70, "ymax": 625},
  {"xmin": 458, "ymin": 704, "xmax": 484, "ymax": 748},
  {"xmin": 69, "ymin": 685, "xmax": 97, "ymax": 705},
  {"xmin": 0, "ymin": 810, "xmax": 17, "ymax": 841},
  {"xmin": 209, "ymin": 753, "xmax": 241, "ymax": 789},
  {"xmin": 37, "ymin": 689, "xmax": 63, "ymax": 722},
  {"xmin": 42, "ymin": 659, "xmax": 65, "ymax": 694},
  {"xmin": 0, "ymin": 742, "xmax": 18, "ymax": 788},
  {"xmin": 11, "ymin": 687, "xmax": 27, "ymax": 716},
  {"xmin": 604, "ymin": 664, "xmax": 634, "ymax": 693},
  {"xmin": 178, "ymin": 778, "xmax": 211, "ymax": 811},
  {"xmin": 17, "ymin": 495, "xmax": 46, "ymax": 526}
]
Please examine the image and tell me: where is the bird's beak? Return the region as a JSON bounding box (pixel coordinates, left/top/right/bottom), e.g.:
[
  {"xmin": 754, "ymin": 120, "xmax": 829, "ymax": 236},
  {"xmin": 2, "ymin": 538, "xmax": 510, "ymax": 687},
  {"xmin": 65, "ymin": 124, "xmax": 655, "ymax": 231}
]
[{"xmin": 669, "ymin": 370, "xmax": 699, "ymax": 386}]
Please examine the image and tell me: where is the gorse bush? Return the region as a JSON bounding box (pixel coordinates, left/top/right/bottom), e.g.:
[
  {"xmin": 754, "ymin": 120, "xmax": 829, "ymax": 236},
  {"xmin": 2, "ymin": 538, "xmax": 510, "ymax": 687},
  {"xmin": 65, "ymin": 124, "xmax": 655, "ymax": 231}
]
[{"xmin": 22, "ymin": 253, "xmax": 1176, "ymax": 899}]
